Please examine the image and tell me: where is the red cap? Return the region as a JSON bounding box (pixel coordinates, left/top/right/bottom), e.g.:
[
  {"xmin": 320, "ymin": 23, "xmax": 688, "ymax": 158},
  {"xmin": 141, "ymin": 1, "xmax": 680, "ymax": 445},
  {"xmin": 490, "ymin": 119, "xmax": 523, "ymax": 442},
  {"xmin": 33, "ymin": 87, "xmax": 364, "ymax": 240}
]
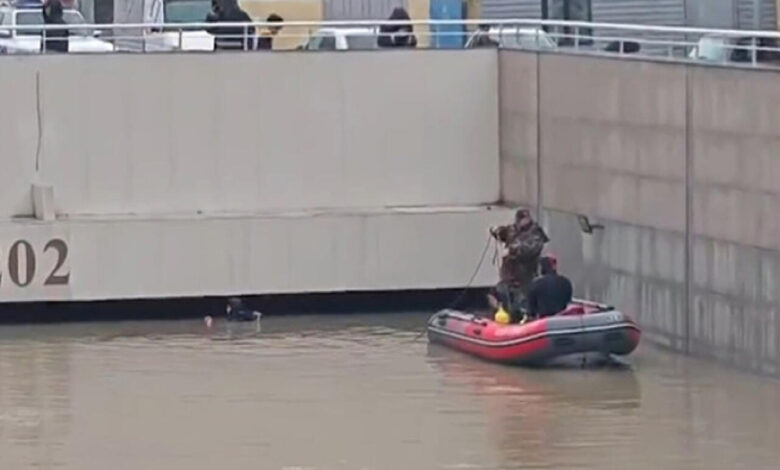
[{"xmin": 541, "ymin": 253, "xmax": 558, "ymax": 272}]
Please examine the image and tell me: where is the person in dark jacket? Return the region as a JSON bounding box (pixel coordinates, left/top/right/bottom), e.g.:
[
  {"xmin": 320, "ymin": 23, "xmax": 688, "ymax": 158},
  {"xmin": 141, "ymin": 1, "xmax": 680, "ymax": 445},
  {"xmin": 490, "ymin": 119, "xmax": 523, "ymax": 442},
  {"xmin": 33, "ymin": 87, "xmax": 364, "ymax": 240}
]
[
  {"xmin": 377, "ymin": 7, "xmax": 417, "ymax": 48},
  {"xmin": 256, "ymin": 13, "xmax": 283, "ymax": 50},
  {"xmin": 486, "ymin": 209, "xmax": 549, "ymax": 323},
  {"xmin": 226, "ymin": 297, "xmax": 262, "ymax": 322},
  {"xmin": 526, "ymin": 254, "xmax": 573, "ymax": 319},
  {"xmin": 42, "ymin": 0, "xmax": 69, "ymax": 53},
  {"xmin": 487, "ymin": 281, "xmax": 526, "ymax": 324},
  {"xmin": 206, "ymin": 0, "xmax": 254, "ymax": 51},
  {"xmin": 491, "ymin": 209, "xmax": 549, "ymax": 294}
]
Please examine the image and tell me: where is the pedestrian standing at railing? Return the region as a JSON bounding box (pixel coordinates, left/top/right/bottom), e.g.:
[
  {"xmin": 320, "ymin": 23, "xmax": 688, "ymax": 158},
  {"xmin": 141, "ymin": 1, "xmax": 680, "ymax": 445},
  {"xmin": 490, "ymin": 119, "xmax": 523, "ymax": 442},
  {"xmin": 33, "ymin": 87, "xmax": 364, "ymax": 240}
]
[
  {"xmin": 377, "ymin": 7, "xmax": 417, "ymax": 48},
  {"xmin": 42, "ymin": 0, "xmax": 68, "ymax": 53},
  {"xmin": 256, "ymin": 13, "xmax": 283, "ymax": 50},
  {"xmin": 205, "ymin": 0, "xmax": 254, "ymax": 51}
]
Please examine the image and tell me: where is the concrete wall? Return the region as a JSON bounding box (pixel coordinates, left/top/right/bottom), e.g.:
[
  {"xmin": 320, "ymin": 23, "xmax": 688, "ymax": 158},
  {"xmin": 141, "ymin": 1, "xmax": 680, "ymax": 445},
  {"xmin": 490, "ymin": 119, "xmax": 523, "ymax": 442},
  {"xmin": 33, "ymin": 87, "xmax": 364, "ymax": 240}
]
[
  {"xmin": 689, "ymin": 66, "xmax": 780, "ymax": 373},
  {"xmin": 0, "ymin": 49, "xmax": 502, "ymax": 304},
  {"xmin": 537, "ymin": 53, "xmax": 689, "ymax": 351},
  {"xmin": 499, "ymin": 50, "xmax": 780, "ymax": 376},
  {"xmin": 0, "ymin": 51, "xmax": 498, "ymax": 219},
  {"xmin": 498, "ymin": 52, "xmax": 538, "ymax": 206},
  {"xmin": 0, "ymin": 207, "xmax": 511, "ymax": 302}
]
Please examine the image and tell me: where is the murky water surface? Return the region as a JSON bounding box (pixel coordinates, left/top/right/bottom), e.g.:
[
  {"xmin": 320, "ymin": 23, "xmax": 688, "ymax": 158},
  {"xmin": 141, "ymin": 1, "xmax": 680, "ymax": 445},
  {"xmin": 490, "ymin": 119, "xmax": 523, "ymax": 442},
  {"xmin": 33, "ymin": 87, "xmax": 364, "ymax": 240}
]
[{"xmin": 1, "ymin": 313, "xmax": 779, "ymax": 470}]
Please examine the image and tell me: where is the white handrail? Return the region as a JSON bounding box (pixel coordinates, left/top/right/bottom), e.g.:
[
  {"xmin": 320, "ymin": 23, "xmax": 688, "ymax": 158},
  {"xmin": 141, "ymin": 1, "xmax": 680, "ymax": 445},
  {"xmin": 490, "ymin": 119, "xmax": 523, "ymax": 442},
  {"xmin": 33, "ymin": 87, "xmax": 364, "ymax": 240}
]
[
  {"xmin": 2, "ymin": 18, "xmax": 780, "ymax": 39},
  {"xmin": 3, "ymin": 18, "xmax": 780, "ymax": 66}
]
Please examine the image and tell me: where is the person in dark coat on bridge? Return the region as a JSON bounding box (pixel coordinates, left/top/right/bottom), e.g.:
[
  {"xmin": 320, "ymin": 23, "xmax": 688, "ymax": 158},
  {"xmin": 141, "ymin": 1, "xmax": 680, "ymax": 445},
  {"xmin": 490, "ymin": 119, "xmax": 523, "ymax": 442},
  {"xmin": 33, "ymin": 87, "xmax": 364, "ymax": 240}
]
[
  {"xmin": 256, "ymin": 13, "xmax": 283, "ymax": 50},
  {"xmin": 42, "ymin": 0, "xmax": 69, "ymax": 53},
  {"xmin": 377, "ymin": 7, "xmax": 417, "ymax": 48},
  {"xmin": 206, "ymin": 0, "xmax": 254, "ymax": 51}
]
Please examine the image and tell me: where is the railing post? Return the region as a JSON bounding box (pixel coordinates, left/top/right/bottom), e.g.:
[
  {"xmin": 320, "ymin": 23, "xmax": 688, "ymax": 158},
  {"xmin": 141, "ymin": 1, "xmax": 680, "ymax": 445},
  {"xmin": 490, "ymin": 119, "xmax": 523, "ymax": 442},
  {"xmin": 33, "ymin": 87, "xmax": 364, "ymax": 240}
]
[
  {"xmin": 142, "ymin": 28, "xmax": 147, "ymax": 53},
  {"xmin": 534, "ymin": 25, "xmax": 538, "ymax": 49},
  {"xmin": 619, "ymin": 39, "xmax": 624, "ymax": 55},
  {"xmin": 574, "ymin": 25, "xmax": 579, "ymax": 50},
  {"xmin": 179, "ymin": 27, "xmax": 183, "ymax": 51},
  {"xmin": 243, "ymin": 24, "xmax": 248, "ymax": 51},
  {"xmin": 751, "ymin": 36, "xmax": 758, "ymax": 65},
  {"xmin": 42, "ymin": 28, "xmax": 46, "ymax": 53}
]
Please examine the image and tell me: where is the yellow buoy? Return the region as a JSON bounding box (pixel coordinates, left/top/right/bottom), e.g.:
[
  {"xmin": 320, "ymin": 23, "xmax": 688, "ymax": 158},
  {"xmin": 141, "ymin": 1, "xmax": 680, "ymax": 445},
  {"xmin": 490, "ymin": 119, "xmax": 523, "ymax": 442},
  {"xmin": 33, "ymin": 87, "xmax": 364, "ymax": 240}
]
[{"xmin": 494, "ymin": 306, "xmax": 511, "ymax": 325}]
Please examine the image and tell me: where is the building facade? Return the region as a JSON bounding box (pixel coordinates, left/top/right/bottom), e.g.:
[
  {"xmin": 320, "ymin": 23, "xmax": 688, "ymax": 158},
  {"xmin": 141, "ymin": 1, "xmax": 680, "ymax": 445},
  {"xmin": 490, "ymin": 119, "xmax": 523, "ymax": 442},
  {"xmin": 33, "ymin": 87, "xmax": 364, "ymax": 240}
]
[{"xmin": 481, "ymin": 0, "xmax": 778, "ymax": 30}]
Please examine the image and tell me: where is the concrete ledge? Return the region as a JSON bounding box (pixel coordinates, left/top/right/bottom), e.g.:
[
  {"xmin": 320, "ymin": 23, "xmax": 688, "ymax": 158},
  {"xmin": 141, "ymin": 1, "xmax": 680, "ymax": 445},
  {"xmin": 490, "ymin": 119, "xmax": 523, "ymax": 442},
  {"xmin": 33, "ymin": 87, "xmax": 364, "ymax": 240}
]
[{"xmin": 0, "ymin": 205, "xmax": 513, "ymax": 303}]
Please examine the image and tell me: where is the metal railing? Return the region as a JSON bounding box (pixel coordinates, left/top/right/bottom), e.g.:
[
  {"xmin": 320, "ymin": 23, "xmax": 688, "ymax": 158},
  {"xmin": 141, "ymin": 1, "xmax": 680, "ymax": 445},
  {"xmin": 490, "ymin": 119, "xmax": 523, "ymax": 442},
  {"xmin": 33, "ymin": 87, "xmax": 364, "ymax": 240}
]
[{"xmin": 2, "ymin": 18, "xmax": 780, "ymax": 67}]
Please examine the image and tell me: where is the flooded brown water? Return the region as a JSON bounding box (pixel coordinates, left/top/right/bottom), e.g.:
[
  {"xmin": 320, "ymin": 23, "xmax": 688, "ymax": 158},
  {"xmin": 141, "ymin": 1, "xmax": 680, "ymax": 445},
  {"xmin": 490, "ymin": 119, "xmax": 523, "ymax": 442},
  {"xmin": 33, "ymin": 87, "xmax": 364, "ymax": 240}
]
[{"xmin": 1, "ymin": 312, "xmax": 779, "ymax": 470}]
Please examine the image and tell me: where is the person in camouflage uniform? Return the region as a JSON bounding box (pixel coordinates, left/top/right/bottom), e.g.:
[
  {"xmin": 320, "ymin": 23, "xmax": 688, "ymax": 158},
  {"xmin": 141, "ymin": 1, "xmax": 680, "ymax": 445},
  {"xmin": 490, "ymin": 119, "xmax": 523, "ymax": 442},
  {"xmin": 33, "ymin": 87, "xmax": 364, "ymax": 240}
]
[{"xmin": 487, "ymin": 209, "xmax": 550, "ymax": 322}]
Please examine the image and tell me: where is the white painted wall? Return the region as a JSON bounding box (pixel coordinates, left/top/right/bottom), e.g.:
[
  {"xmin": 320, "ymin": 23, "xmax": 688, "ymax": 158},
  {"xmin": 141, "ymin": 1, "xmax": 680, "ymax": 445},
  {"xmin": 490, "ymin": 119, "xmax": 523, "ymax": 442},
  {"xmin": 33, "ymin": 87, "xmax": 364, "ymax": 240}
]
[
  {"xmin": 0, "ymin": 207, "xmax": 511, "ymax": 302},
  {"xmin": 0, "ymin": 50, "xmax": 499, "ymax": 218}
]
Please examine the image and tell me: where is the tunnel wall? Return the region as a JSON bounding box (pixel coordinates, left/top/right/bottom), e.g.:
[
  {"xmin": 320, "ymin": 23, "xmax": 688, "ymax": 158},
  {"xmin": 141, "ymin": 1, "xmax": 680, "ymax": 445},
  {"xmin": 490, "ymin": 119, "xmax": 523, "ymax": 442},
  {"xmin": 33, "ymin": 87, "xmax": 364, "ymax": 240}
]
[
  {"xmin": 0, "ymin": 50, "xmax": 499, "ymax": 218},
  {"xmin": 499, "ymin": 50, "xmax": 780, "ymax": 375}
]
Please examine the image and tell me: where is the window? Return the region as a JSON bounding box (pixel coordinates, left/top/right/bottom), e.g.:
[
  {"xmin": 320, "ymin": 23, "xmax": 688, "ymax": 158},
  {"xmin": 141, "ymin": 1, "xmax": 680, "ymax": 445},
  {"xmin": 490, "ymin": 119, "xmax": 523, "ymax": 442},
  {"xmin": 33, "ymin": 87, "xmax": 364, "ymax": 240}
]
[
  {"xmin": 319, "ymin": 33, "xmax": 336, "ymax": 50},
  {"xmin": 15, "ymin": 10, "xmax": 92, "ymax": 36},
  {"xmin": 306, "ymin": 32, "xmax": 336, "ymax": 50},
  {"xmin": 15, "ymin": 10, "xmax": 43, "ymax": 36},
  {"xmin": 0, "ymin": 12, "xmax": 7, "ymax": 38},
  {"xmin": 164, "ymin": 0, "xmax": 211, "ymax": 24},
  {"xmin": 543, "ymin": 0, "xmax": 593, "ymax": 46}
]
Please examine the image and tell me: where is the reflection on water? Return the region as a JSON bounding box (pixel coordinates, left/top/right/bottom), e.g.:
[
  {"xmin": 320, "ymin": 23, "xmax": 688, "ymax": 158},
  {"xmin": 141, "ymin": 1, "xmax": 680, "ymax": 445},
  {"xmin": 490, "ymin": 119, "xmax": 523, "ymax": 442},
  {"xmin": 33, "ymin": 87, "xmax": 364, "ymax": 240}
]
[{"xmin": 1, "ymin": 313, "xmax": 779, "ymax": 470}]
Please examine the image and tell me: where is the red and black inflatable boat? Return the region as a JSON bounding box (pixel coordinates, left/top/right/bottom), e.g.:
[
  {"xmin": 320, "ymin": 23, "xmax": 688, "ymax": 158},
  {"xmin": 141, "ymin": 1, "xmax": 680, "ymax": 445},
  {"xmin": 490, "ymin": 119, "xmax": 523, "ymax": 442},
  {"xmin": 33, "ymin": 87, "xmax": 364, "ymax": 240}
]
[{"xmin": 427, "ymin": 300, "xmax": 640, "ymax": 365}]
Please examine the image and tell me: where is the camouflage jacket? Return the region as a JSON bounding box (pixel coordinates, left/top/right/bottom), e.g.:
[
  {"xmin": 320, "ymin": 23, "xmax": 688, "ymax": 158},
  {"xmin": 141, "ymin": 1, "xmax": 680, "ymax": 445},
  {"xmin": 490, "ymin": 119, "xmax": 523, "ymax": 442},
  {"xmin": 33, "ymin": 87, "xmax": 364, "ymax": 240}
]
[{"xmin": 495, "ymin": 222, "xmax": 549, "ymax": 262}]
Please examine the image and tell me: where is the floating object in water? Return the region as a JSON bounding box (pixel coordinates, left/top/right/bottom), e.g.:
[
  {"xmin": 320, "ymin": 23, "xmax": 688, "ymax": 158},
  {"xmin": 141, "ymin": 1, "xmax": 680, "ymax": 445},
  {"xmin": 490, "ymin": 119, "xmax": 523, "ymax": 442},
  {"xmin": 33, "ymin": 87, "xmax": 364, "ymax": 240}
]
[
  {"xmin": 227, "ymin": 310, "xmax": 262, "ymax": 322},
  {"xmin": 226, "ymin": 297, "xmax": 262, "ymax": 322}
]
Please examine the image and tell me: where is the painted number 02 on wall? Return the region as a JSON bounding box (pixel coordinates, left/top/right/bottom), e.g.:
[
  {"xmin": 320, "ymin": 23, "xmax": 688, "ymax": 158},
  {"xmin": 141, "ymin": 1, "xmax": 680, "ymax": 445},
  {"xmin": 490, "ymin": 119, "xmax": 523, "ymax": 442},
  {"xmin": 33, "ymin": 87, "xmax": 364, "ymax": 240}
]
[{"xmin": 0, "ymin": 239, "xmax": 70, "ymax": 288}]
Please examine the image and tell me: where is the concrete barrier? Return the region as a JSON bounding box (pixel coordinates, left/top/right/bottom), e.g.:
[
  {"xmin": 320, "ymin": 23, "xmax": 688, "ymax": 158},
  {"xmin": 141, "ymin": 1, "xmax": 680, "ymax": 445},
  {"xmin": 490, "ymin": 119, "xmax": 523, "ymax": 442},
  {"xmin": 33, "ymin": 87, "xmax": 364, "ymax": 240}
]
[{"xmin": 0, "ymin": 206, "xmax": 511, "ymax": 302}]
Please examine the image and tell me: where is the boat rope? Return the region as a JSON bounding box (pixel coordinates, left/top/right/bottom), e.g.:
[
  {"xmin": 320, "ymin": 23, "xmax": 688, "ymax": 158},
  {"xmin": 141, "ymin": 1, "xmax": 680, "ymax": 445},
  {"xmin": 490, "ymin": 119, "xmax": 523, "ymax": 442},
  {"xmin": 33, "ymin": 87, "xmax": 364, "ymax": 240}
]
[
  {"xmin": 445, "ymin": 233, "xmax": 495, "ymax": 310},
  {"xmin": 410, "ymin": 233, "xmax": 495, "ymax": 342},
  {"xmin": 491, "ymin": 233, "xmax": 500, "ymax": 267}
]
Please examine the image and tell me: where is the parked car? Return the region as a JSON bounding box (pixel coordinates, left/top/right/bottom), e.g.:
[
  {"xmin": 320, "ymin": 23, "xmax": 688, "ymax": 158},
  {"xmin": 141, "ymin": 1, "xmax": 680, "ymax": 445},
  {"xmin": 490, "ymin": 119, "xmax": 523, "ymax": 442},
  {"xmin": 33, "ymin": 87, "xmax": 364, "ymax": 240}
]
[
  {"xmin": 155, "ymin": 0, "xmax": 213, "ymax": 51},
  {"xmin": 302, "ymin": 27, "xmax": 379, "ymax": 51},
  {"xmin": 465, "ymin": 26, "xmax": 557, "ymax": 51},
  {"xmin": 0, "ymin": 1, "xmax": 114, "ymax": 54},
  {"xmin": 111, "ymin": 0, "xmax": 214, "ymax": 52},
  {"xmin": 689, "ymin": 35, "xmax": 780, "ymax": 64}
]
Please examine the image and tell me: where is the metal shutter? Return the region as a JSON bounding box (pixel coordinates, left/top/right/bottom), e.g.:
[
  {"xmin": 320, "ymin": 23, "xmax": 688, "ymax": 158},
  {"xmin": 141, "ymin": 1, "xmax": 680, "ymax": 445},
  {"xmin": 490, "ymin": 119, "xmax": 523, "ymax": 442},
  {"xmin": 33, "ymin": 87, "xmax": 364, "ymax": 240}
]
[
  {"xmin": 591, "ymin": 0, "xmax": 686, "ymax": 56},
  {"xmin": 323, "ymin": 0, "xmax": 405, "ymax": 20},
  {"xmin": 736, "ymin": 0, "xmax": 777, "ymax": 30},
  {"xmin": 592, "ymin": 0, "xmax": 686, "ymax": 26},
  {"xmin": 481, "ymin": 0, "xmax": 542, "ymax": 19}
]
